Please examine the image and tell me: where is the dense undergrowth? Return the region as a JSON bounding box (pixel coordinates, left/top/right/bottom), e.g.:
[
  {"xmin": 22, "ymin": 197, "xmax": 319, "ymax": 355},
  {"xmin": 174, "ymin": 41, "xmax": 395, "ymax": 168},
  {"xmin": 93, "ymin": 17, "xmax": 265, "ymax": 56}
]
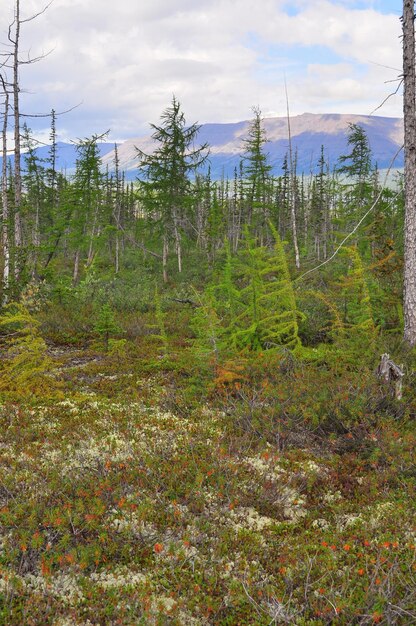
[
  {"xmin": 0, "ymin": 285, "xmax": 415, "ymax": 625},
  {"xmin": 0, "ymin": 109, "xmax": 413, "ymax": 624}
]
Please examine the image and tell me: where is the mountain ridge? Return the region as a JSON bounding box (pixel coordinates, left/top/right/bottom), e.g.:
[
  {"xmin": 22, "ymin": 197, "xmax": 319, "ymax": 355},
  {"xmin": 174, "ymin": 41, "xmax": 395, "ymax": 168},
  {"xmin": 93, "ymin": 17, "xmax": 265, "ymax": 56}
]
[
  {"xmin": 1, "ymin": 113, "xmax": 404, "ymax": 181},
  {"xmin": 102, "ymin": 112, "xmax": 403, "ymax": 179}
]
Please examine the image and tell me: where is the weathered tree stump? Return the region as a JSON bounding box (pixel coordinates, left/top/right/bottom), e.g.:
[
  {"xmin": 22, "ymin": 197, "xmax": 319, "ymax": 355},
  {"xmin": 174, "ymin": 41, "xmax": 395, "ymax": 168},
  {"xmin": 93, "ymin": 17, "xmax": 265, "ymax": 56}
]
[{"xmin": 376, "ymin": 353, "xmax": 404, "ymax": 400}]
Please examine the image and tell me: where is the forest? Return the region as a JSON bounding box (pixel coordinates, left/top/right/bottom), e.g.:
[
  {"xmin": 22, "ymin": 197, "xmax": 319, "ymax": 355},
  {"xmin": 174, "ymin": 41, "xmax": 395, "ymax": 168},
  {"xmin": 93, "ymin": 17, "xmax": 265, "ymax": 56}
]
[{"xmin": 0, "ymin": 2, "xmax": 416, "ymax": 624}]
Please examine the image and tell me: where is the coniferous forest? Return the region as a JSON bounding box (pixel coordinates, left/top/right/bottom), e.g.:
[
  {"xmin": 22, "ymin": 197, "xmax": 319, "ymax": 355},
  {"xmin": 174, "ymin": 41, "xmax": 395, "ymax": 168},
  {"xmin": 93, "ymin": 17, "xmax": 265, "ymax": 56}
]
[{"xmin": 1, "ymin": 4, "xmax": 416, "ymax": 626}]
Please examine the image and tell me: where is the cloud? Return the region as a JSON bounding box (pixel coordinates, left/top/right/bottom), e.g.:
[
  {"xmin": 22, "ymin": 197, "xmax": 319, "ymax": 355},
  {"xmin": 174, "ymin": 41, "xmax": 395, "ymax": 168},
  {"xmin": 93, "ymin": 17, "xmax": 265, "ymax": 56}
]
[{"xmin": 1, "ymin": 0, "xmax": 402, "ymax": 143}]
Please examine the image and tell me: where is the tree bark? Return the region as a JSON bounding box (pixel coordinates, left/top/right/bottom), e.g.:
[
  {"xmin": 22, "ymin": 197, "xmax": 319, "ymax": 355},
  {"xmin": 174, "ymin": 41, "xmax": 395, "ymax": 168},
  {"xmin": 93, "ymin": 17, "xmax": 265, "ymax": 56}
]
[
  {"xmin": 162, "ymin": 236, "xmax": 168, "ymax": 283},
  {"xmin": 73, "ymin": 248, "xmax": 80, "ymax": 285},
  {"xmin": 403, "ymin": 0, "xmax": 416, "ymax": 345},
  {"xmin": 285, "ymin": 84, "xmax": 300, "ymax": 269},
  {"xmin": 1, "ymin": 78, "xmax": 10, "ymax": 301},
  {"xmin": 12, "ymin": 0, "xmax": 23, "ymax": 269}
]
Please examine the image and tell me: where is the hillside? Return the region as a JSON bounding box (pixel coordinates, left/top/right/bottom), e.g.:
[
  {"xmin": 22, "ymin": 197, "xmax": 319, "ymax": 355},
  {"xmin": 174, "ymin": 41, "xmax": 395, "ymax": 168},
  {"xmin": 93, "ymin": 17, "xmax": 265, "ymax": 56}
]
[
  {"xmin": 102, "ymin": 112, "xmax": 404, "ymax": 179},
  {"xmin": 0, "ymin": 142, "xmax": 115, "ymax": 178},
  {"xmin": 1, "ymin": 113, "xmax": 403, "ymax": 182}
]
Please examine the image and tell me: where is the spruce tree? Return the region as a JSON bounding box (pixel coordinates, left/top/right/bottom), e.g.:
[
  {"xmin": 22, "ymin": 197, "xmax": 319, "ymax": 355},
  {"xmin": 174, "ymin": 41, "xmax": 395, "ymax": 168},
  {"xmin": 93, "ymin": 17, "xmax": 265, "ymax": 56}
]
[
  {"xmin": 137, "ymin": 96, "xmax": 209, "ymax": 280},
  {"xmin": 94, "ymin": 303, "xmax": 121, "ymax": 352},
  {"xmin": 337, "ymin": 123, "xmax": 374, "ymax": 225},
  {"xmin": 241, "ymin": 107, "xmax": 273, "ymax": 240},
  {"xmin": 70, "ymin": 133, "xmax": 107, "ymax": 284},
  {"xmin": 310, "ymin": 146, "xmax": 330, "ymax": 259}
]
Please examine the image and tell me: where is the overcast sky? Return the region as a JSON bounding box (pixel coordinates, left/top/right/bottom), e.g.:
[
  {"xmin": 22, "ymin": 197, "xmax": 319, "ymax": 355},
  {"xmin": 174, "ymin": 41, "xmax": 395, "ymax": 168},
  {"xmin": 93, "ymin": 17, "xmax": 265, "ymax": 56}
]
[{"xmin": 1, "ymin": 0, "xmax": 402, "ymax": 144}]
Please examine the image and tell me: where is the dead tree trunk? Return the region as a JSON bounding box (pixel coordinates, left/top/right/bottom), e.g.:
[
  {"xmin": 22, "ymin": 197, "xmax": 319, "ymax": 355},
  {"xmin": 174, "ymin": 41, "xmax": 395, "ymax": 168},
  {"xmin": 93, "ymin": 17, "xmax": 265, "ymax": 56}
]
[
  {"xmin": 376, "ymin": 353, "xmax": 404, "ymax": 401},
  {"xmin": 162, "ymin": 236, "xmax": 168, "ymax": 283},
  {"xmin": 1, "ymin": 75, "xmax": 10, "ymax": 301},
  {"xmin": 6, "ymin": 0, "xmax": 52, "ymax": 283},
  {"xmin": 285, "ymin": 81, "xmax": 300, "ymax": 269},
  {"xmin": 403, "ymin": 0, "xmax": 416, "ymax": 346},
  {"xmin": 10, "ymin": 0, "xmax": 23, "ymax": 271}
]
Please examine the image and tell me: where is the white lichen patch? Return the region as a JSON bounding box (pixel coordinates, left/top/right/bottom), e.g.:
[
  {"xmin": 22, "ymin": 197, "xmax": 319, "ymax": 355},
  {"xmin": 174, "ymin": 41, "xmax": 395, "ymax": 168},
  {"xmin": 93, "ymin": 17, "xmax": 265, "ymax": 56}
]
[
  {"xmin": 150, "ymin": 594, "xmax": 178, "ymax": 614},
  {"xmin": 228, "ymin": 506, "xmax": 275, "ymax": 533},
  {"xmin": 109, "ymin": 513, "xmax": 157, "ymax": 541},
  {"xmin": 23, "ymin": 572, "xmax": 84, "ymax": 605},
  {"xmin": 336, "ymin": 513, "xmax": 363, "ymax": 530},
  {"xmin": 323, "ymin": 490, "xmax": 343, "ymax": 504},
  {"xmin": 312, "ymin": 518, "xmax": 330, "ymax": 530},
  {"xmin": 281, "ymin": 487, "xmax": 307, "ymax": 521},
  {"xmin": 90, "ymin": 567, "xmax": 146, "ymax": 589},
  {"xmin": 242, "ymin": 454, "xmax": 286, "ymax": 482}
]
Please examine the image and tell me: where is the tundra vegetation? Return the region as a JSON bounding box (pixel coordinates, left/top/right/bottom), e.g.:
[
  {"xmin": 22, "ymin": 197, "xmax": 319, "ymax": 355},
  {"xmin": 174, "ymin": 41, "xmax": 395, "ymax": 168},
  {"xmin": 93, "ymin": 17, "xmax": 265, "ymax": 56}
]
[{"xmin": 0, "ymin": 92, "xmax": 415, "ymax": 625}]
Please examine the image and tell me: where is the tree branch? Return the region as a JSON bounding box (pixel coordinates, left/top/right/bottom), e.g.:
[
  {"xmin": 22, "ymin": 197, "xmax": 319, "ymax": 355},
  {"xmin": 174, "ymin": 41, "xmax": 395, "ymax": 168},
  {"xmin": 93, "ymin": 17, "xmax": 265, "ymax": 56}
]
[{"xmin": 295, "ymin": 143, "xmax": 404, "ymax": 285}]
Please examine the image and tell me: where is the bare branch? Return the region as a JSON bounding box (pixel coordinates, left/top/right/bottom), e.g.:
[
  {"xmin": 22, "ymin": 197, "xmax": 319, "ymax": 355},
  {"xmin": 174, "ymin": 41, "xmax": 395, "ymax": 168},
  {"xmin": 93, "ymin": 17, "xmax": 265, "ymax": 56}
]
[
  {"xmin": 21, "ymin": 2, "xmax": 54, "ymax": 24},
  {"xmin": 20, "ymin": 102, "xmax": 83, "ymax": 118},
  {"xmin": 367, "ymin": 59, "xmax": 402, "ymax": 72},
  {"xmin": 370, "ymin": 78, "xmax": 403, "ymax": 116},
  {"xmin": 295, "ymin": 143, "xmax": 404, "ymax": 285},
  {"xmin": 7, "ymin": 21, "xmax": 17, "ymax": 46},
  {"xmin": 18, "ymin": 48, "xmax": 54, "ymax": 65},
  {"xmin": 110, "ymin": 211, "xmax": 163, "ymax": 260}
]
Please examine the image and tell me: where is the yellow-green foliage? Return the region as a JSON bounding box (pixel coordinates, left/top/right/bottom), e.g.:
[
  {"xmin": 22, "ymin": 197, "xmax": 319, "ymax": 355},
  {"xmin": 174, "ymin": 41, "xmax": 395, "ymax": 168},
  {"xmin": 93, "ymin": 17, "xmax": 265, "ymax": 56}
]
[
  {"xmin": 333, "ymin": 246, "xmax": 377, "ymax": 353},
  {"xmin": 298, "ymin": 247, "xmax": 377, "ymax": 370},
  {"xmin": 190, "ymin": 289, "xmax": 222, "ymax": 375},
  {"xmin": 0, "ymin": 302, "xmax": 55, "ymax": 397},
  {"xmin": 147, "ymin": 285, "xmax": 169, "ymax": 355},
  {"xmin": 202, "ymin": 227, "xmax": 303, "ymax": 355},
  {"xmin": 108, "ymin": 338, "xmax": 127, "ymax": 359},
  {"xmin": 94, "ymin": 304, "xmax": 121, "ymax": 352}
]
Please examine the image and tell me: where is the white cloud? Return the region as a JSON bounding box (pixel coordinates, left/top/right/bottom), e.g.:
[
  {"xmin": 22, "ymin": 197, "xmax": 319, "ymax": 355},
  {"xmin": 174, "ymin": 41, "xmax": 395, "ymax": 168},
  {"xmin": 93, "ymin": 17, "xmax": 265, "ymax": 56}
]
[{"xmin": 0, "ymin": 0, "xmax": 402, "ymax": 143}]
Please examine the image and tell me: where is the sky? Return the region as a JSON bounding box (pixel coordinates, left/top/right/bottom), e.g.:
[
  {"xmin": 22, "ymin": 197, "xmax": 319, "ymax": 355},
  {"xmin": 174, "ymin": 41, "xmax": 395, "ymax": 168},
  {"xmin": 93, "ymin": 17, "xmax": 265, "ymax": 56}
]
[{"xmin": 0, "ymin": 0, "xmax": 403, "ymax": 144}]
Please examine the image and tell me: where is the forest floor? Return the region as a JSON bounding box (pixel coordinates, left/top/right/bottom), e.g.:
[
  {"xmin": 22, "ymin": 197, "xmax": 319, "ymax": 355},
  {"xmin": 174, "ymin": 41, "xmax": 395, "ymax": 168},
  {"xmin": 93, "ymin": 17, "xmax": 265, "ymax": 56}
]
[{"xmin": 0, "ymin": 343, "xmax": 415, "ymax": 625}]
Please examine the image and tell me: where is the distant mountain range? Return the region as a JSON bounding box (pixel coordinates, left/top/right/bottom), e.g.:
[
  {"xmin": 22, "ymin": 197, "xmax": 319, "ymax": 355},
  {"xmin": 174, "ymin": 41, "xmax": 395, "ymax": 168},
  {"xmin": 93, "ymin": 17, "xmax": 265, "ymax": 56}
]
[
  {"xmin": 2, "ymin": 113, "xmax": 404, "ymax": 181},
  {"xmin": 105, "ymin": 112, "xmax": 403, "ymax": 179},
  {"xmin": 1, "ymin": 142, "xmax": 115, "ymax": 174}
]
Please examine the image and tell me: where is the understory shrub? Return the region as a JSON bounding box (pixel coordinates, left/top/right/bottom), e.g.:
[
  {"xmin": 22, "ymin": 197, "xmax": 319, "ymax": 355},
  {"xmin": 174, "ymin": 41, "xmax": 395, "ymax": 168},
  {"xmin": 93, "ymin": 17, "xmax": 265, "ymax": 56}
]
[{"xmin": 0, "ymin": 302, "xmax": 58, "ymax": 397}]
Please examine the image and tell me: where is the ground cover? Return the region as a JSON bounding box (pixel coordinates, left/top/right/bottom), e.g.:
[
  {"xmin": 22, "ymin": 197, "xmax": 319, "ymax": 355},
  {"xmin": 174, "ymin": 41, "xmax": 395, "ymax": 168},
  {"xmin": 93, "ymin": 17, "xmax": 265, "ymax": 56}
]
[{"xmin": 0, "ymin": 344, "xmax": 415, "ymax": 625}]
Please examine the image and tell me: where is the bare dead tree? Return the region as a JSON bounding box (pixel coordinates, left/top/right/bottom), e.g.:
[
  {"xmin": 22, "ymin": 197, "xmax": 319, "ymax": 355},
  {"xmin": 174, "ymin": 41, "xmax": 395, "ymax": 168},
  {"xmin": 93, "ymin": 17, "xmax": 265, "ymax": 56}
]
[
  {"xmin": 0, "ymin": 72, "xmax": 10, "ymax": 301},
  {"xmin": 10, "ymin": 0, "xmax": 23, "ymax": 259},
  {"xmin": 284, "ymin": 79, "xmax": 300, "ymax": 269},
  {"xmin": 4, "ymin": 0, "xmax": 53, "ymax": 281},
  {"xmin": 402, "ymin": 0, "xmax": 416, "ymax": 346}
]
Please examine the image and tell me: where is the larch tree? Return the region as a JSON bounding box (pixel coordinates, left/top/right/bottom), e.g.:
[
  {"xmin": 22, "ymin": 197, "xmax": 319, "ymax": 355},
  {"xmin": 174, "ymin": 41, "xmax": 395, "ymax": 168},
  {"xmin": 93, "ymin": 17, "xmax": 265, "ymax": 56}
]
[
  {"xmin": 137, "ymin": 96, "xmax": 209, "ymax": 281},
  {"xmin": 310, "ymin": 146, "xmax": 330, "ymax": 260},
  {"xmin": 241, "ymin": 107, "xmax": 273, "ymax": 242},
  {"xmin": 337, "ymin": 123, "xmax": 373, "ymax": 224},
  {"xmin": 70, "ymin": 134, "xmax": 107, "ymax": 284}
]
